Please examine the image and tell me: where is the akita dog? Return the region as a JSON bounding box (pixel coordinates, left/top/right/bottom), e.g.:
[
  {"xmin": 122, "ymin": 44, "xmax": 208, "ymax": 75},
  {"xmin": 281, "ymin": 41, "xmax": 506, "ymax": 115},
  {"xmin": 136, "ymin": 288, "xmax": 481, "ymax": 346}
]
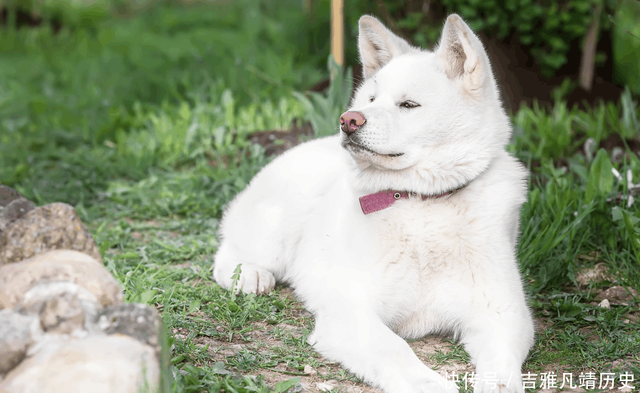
[{"xmin": 214, "ymin": 14, "xmax": 534, "ymax": 393}]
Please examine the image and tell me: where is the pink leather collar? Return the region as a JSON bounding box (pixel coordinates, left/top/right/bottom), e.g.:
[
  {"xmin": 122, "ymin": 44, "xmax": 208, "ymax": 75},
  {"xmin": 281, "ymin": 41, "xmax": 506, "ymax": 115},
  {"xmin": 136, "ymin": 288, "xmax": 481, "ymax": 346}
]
[{"xmin": 359, "ymin": 189, "xmax": 459, "ymax": 215}]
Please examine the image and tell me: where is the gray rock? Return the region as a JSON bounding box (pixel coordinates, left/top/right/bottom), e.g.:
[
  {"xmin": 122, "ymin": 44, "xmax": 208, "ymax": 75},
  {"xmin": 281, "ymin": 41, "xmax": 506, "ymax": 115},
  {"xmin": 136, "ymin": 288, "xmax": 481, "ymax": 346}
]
[
  {"xmin": 0, "ymin": 203, "xmax": 101, "ymax": 265},
  {"xmin": 96, "ymin": 303, "xmax": 162, "ymax": 353},
  {"xmin": 18, "ymin": 282, "xmax": 101, "ymax": 334},
  {"xmin": 0, "ymin": 198, "xmax": 36, "ymax": 235},
  {"xmin": 0, "ymin": 250, "xmax": 123, "ymax": 310},
  {"xmin": 0, "ymin": 185, "xmax": 26, "ymax": 207},
  {"xmin": 39, "ymin": 292, "xmax": 85, "ymax": 334},
  {"xmin": 0, "ymin": 335, "xmax": 159, "ymax": 393},
  {"xmin": 0, "ymin": 185, "xmax": 34, "ymax": 240},
  {"xmin": 0, "ymin": 310, "xmax": 40, "ymax": 375}
]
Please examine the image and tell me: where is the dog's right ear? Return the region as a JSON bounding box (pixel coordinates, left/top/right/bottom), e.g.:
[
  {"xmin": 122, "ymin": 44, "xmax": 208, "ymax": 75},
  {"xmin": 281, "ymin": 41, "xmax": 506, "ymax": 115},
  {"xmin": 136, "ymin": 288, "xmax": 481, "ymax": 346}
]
[
  {"xmin": 358, "ymin": 16, "xmax": 415, "ymax": 79},
  {"xmin": 435, "ymin": 14, "xmax": 492, "ymax": 98}
]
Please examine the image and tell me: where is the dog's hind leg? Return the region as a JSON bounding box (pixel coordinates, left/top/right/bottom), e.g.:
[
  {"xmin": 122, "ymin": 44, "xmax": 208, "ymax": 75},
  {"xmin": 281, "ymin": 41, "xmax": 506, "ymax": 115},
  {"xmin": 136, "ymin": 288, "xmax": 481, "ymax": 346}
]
[{"xmin": 309, "ymin": 306, "xmax": 458, "ymax": 393}]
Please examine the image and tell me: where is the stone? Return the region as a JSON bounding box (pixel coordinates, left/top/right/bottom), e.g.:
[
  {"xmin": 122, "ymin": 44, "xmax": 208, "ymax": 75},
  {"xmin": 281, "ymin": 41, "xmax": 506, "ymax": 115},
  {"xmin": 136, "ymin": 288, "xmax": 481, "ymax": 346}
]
[
  {"xmin": 0, "ymin": 310, "xmax": 40, "ymax": 375},
  {"xmin": 303, "ymin": 364, "xmax": 317, "ymax": 376},
  {"xmin": 0, "ymin": 185, "xmax": 26, "ymax": 207},
  {"xmin": 17, "ymin": 282, "xmax": 101, "ymax": 334},
  {"xmin": 0, "ymin": 198, "xmax": 36, "ymax": 235},
  {"xmin": 0, "ymin": 335, "xmax": 159, "ymax": 393},
  {"xmin": 316, "ymin": 380, "xmax": 340, "ymax": 392},
  {"xmin": 96, "ymin": 303, "xmax": 162, "ymax": 353},
  {"xmin": 0, "ymin": 250, "xmax": 123, "ymax": 310},
  {"xmin": 0, "ymin": 203, "xmax": 101, "ymax": 265},
  {"xmin": 0, "ymin": 185, "xmax": 35, "ymax": 239},
  {"xmin": 40, "ymin": 293, "xmax": 84, "ymax": 333}
]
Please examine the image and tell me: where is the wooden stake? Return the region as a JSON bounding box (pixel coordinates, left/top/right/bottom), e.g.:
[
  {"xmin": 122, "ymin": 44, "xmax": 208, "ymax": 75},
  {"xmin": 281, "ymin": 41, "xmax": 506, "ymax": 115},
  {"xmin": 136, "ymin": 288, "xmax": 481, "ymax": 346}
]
[
  {"xmin": 331, "ymin": 0, "xmax": 344, "ymax": 68},
  {"xmin": 579, "ymin": 3, "xmax": 602, "ymax": 92}
]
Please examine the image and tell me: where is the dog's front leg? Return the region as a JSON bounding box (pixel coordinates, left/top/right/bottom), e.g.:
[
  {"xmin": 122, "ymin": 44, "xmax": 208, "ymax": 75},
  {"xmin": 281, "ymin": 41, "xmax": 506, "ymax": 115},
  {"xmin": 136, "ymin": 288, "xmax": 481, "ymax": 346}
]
[
  {"xmin": 310, "ymin": 307, "xmax": 458, "ymax": 393},
  {"xmin": 461, "ymin": 309, "xmax": 534, "ymax": 393}
]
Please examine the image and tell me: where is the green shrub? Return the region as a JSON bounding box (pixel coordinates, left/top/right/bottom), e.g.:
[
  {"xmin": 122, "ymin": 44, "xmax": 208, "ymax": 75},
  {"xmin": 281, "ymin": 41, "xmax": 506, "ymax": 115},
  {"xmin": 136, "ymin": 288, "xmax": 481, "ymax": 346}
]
[
  {"xmin": 613, "ymin": 0, "xmax": 640, "ymax": 95},
  {"xmin": 345, "ymin": 0, "xmax": 613, "ymax": 78},
  {"xmin": 3, "ymin": 0, "xmax": 115, "ymax": 29}
]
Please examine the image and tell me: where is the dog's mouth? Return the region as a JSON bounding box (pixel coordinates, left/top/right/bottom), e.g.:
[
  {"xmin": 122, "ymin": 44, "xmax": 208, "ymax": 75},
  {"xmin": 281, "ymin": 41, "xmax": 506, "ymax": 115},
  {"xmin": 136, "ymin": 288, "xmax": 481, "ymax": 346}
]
[{"xmin": 343, "ymin": 140, "xmax": 404, "ymax": 158}]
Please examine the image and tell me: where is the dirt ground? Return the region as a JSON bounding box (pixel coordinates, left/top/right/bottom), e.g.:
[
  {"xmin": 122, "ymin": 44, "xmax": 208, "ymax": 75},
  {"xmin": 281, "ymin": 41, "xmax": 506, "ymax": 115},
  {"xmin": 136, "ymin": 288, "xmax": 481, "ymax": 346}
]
[{"xmin": 169, "ymin": 263, "xmax": 639, "ymax": 392}]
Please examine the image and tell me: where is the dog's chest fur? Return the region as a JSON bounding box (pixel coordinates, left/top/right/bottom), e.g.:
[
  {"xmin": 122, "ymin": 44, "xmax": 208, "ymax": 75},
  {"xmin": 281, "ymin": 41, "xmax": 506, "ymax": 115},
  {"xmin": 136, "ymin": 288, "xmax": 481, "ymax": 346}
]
[
  {"xmin": 363, "ymin": 171, "xmax": 519, "ymax": 339},
  {"xmin": 368, "ymin": 196, "xmax": 473, "ymax": 334}
]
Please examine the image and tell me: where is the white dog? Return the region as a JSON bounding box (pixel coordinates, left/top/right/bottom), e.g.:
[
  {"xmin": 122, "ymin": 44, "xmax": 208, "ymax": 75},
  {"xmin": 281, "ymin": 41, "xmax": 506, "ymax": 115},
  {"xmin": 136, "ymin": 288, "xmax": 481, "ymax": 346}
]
[{"xmin": 214, "ymin": 14, "xmax": 534, "ymax": 393}]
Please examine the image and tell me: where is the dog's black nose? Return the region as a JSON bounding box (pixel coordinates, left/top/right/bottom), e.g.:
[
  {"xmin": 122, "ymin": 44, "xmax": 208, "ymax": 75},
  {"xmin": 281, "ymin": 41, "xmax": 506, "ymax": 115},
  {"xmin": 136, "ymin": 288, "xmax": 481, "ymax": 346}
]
[{"xmin": 340, "ymin": 111, "xmax": 366, "ymax": 136}]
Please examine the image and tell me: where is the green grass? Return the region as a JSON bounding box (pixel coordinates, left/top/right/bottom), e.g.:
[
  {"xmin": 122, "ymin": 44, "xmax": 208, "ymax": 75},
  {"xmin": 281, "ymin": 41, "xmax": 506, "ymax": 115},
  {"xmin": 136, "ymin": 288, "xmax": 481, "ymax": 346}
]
[
  {"xmin": 0, "ymin": 0, "xmax": 321, "ymax": 205},
  {"xmin": 1, "ymin": 2, "xmax": 640, "ymax": 392}
]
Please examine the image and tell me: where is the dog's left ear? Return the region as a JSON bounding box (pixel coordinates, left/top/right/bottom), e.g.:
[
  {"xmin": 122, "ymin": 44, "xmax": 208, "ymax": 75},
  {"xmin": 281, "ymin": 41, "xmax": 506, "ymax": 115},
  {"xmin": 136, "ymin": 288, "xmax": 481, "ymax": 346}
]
[{"xmin": 436, "ymin": 14, "xmax": 492, "ymax": 97}]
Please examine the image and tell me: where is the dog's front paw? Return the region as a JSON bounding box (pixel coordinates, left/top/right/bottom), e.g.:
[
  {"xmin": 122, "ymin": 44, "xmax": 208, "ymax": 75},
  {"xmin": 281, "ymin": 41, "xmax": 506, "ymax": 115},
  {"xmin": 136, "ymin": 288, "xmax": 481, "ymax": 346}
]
[{"xmin": 236, "ymin": 264, "xmax": 276, "ymax": 295}]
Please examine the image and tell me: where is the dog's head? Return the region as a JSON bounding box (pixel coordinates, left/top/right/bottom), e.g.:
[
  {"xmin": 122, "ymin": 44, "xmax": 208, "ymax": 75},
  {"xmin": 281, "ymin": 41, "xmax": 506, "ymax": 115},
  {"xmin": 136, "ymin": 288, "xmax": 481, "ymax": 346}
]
[{"xmin": 341, "ymin": 15, "xmax": 512, "ymax": 195}]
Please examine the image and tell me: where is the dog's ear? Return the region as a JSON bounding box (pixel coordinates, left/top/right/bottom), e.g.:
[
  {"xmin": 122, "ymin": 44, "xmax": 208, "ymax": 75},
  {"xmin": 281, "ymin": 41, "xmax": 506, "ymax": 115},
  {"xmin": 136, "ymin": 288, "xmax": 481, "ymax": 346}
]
[
  {"xmin": 436, "ymin": 14, "xmax": 491, "ymax": 97},
  {"xmin": 358, "ymin": 16, "xmax": 414, "ymax": 79}
]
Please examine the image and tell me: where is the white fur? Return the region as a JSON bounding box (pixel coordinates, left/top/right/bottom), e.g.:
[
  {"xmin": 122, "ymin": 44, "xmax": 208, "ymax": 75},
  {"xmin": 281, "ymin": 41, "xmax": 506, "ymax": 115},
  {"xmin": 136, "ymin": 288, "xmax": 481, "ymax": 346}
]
[{"xmin": 214, "ymin": 14, "xmax": 534, "ymax": 393}]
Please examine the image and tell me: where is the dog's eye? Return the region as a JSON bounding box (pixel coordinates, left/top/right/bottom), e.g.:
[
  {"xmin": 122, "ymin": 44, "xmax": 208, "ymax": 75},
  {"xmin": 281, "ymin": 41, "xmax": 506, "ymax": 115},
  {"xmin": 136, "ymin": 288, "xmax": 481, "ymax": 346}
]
[
  {"xmin": 369, "ymin": 96, "xmax": 375, "ymax": 103},
  {"xmin": 399, "ymin": 100, "xmax": 420, "ymax": 109}
]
